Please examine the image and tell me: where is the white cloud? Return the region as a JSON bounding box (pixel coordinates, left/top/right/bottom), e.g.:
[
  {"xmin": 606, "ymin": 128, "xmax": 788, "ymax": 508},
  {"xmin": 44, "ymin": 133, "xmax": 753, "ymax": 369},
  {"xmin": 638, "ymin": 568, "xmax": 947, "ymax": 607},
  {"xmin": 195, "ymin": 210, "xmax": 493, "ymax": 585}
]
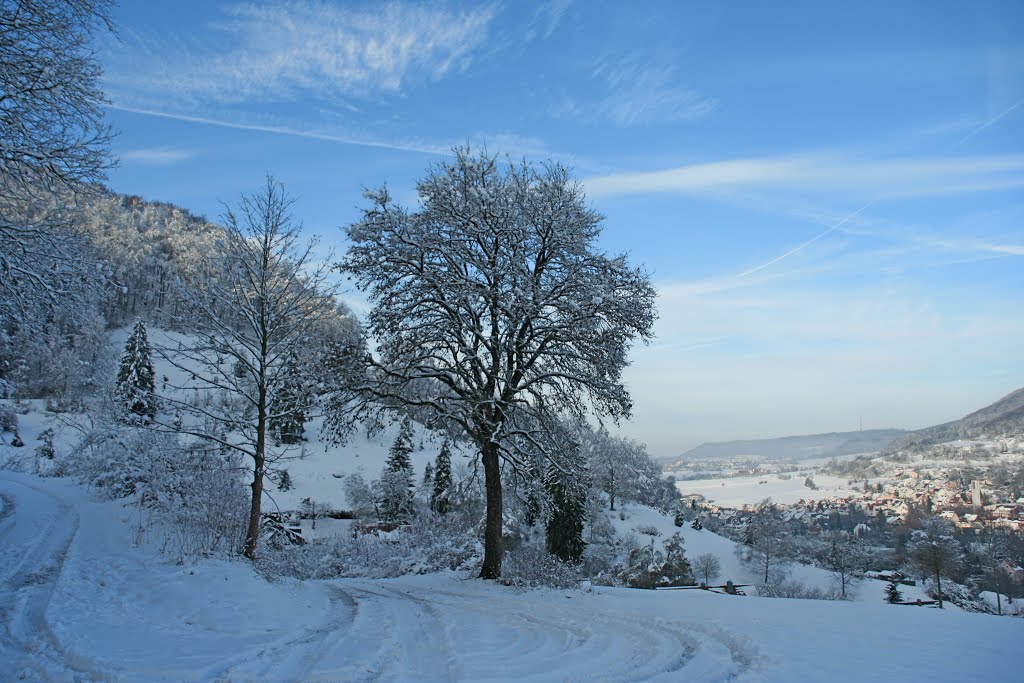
[
  {"xmin": 118, "ymin": 147, "xmax": 195, "ymax": 165},
  {"xmin": 526, "ymin": 0, "xmax": 574, "ymax": 41},
  {"xmin": 562, "ymin": 59, "xmax": 715, "ymax": 127},
  {"xmin": 585, "ymin": 153, "xmax": 1024, "ymax": 198},
  {"xmin": 106, "ymin": 1, "xmax": 497, "ymax": 105}
]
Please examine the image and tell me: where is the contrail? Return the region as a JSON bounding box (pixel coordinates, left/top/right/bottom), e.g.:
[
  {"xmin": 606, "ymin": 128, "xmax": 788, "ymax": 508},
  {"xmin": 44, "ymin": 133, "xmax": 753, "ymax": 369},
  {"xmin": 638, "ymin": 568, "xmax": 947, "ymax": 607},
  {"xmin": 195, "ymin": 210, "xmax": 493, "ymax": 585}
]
[{"xmin": 109, "ymin": 103, "xmax": 446, "ymax": 156}]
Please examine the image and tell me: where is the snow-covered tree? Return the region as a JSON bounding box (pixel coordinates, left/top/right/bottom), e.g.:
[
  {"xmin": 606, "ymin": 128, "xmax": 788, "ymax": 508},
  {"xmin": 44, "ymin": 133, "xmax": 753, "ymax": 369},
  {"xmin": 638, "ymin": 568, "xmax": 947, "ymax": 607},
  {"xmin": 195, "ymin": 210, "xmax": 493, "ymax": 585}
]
[
  {"xmin": 908, "ymin": 516, "xmax": 964, "ymax": 609},
  {"xmin": 157, "ymin": 177, "xmax": 340, "ymax": 560},
  {"xmin": 0, "ymin": 0, "xmax": 114, "ymax": 341},
  {"xmin": 693, "ymin": 552, "xmax": 721, "ymax": 585},
  {"xmin": 343, "ymin": 473, "xmax": 377, "ymax": 520},
  {"xmin": 334, "ymin": 147, "xmax": 656, "ymax": 578},
  {"xmin": 885, "ymin": 581, "xmax": 903, "ymax": 604},
  {"xmin": 431, "ymin": 440, "xmax": 453, "ymax": 515},
  {"xmin": 584, "ymin": 428, "xmax": 665, "ymax": 511},
  {"xmin": 375, "ymin": 417, "xmax": 416, "ymax": 521},
  {"xmin": 268, "ymin": 350, "xmax": 308, "ymax": 444},
  {"xmin": 823, "ymin": 531, "xmax": 865, "ymax": 599},
  {"xmin": 544, "ymin": 459, "xmax": 588, "ymax": 564},
  {"xmin": 386, "ymin": 417, "xmax": 414, "ymax": 473},
  {"xmin": 115, "ymin": 319, "xmax": 157, "ymax": 422},
  {"xmin": 739, "ymin": 500, "xmax": 794, "ymax": 585},
  {"xmin": 375, "ymin": 467, "xmax": 415, "ymax": 523}
]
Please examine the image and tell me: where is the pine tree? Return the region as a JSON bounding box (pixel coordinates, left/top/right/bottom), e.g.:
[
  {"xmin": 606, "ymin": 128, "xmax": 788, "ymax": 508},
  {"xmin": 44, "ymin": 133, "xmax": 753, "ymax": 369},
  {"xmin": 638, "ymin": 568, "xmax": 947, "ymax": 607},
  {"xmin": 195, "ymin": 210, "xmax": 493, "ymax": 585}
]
[
  {"xmin": 268, "ymin": 350, "xmax": 308, "ymax": 444},
  {"xmin": 431, "ymin": 440, "xmax": 453, "ymax": 515},
  {"xmin": 375, "ymin": 468, "xmax": 415, "ymax": 523},
  {"xmin": 544, "ymin": 462, "xmax": 587, "ymax": 564},
  {"xmin": 660, "ymin": 532, "xmax": 695, "ymax": 586},
  {"xmin": 386, "ymin": 417, "xmax": 414, "ymax": 473},
  {"xmin": 376, "ymin": 417, "xmax": 416, "ymax": 522},
  {"xmin": 422, "ymin": 461, "xmax": 434, "ymax": 487},
  {"xmin": 885, "ymin": 581, "xmax": 903, "ymax": 604},
  {"xmin": 115, "ymin": 320, "xmax": 157, "ymax": 422}
]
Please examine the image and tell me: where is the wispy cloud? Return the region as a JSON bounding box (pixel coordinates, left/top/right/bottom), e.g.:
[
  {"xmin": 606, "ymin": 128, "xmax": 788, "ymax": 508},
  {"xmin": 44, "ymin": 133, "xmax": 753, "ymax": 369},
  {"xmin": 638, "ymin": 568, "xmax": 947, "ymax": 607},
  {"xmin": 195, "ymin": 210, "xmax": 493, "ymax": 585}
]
[
  {"xmin": 118, "ymin": 147, "xmax": 195, "ymax": 165},
  {"xmin": 585, "ymin": 153, "xmax": 1024, "ymax": 198},
  {"xmin": 105, "ymin": 1, "xmax": 498, "ymax": 106},
  {"xmin": 559, "ymin": 58, "xmax": 715, "ymax": 127},
  {"xmin": 525, "ymin": 0, "xmax": 574, "ymax": 41}
]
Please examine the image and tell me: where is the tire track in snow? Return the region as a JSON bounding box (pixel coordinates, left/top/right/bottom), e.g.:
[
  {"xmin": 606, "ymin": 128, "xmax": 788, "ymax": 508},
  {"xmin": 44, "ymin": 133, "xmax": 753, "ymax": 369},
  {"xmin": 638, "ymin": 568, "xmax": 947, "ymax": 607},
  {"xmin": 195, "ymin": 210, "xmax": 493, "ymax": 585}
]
[
  {"xmin": 205, "ymin": 583, "xmax": 359, "ymax": 682},
  {"xmin": 400, "ymin": 583, "xmax": 755, "ymax": 682},
  {"xmin": 0, "ymin": 474, "xmax": 108, "ymax": 682},
  {"xmin": 307, "ymin": 580, "xmax": 457, "ymax": 682}
]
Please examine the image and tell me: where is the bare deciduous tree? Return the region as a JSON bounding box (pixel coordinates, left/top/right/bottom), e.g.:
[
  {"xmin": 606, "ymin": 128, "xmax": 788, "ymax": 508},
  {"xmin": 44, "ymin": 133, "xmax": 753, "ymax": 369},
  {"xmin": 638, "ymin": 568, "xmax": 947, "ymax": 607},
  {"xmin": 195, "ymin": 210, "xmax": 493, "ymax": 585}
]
[
  {"xmin": 693, "ymin": 552, "xmax": 721, "ymax": 585},
  {"xmin": 159, "ymin": 177, "xmax": 342, "ymax": 560},
  {"xmin": 0, "ymin": 0, "xmax": 114, "ymax": 323},
  {"xmin": 738, "ymin": 500, "xmax": 794, "ymax": 585},
  {"xmin": 908, "ymin": 516, "xmax": 964, "ymax": 609},
  {"xmin": 334, "ymin": 148, "xmax": 656, "ymax": 578}
]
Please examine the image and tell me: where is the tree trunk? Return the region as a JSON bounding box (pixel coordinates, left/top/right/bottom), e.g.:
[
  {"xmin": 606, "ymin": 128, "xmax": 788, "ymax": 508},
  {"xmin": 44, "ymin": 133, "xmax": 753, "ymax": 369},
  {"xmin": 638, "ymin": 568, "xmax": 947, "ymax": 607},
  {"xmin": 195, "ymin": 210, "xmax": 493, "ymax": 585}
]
[
  {"xmin": 243, "ymin": 386, "xmax": 268, "ymax": 560},
  {"xmin": 480, "ymin": 440, "xmax": 503, "ymax": 579},
  {"xmin": 243, "ymin": 457, "xmax": 263, "ymax": 559},
  {"xmin": 935, "ymin": 570, "xmax": 943, "ymax": 608}
]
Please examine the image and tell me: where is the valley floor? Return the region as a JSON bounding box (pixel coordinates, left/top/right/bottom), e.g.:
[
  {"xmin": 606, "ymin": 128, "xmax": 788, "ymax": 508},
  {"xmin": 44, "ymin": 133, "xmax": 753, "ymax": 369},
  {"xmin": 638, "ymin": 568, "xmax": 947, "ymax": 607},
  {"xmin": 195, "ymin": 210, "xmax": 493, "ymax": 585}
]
[{"xmin": 0, "ymin": 470, "xmax": 1020, "ymax": 682}]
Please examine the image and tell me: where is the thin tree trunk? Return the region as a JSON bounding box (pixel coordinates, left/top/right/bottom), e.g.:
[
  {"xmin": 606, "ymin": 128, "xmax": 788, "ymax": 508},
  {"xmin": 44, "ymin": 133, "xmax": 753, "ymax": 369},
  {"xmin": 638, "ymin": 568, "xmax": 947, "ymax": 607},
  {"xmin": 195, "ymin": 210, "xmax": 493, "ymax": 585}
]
[
  {"xmin": 480, "ymin": 440, "xmax": 503, "ymax": 579},
  {"xmin": 243, "ymin": 456, "xmax": 263, "ymax": 559},
  {"xmin": 936, "ymin": 570, "xmax": 943, "ymax": 609},
  {"xmin": 243, "ymin": 386, "xmax": 268, "ymax": 560}
]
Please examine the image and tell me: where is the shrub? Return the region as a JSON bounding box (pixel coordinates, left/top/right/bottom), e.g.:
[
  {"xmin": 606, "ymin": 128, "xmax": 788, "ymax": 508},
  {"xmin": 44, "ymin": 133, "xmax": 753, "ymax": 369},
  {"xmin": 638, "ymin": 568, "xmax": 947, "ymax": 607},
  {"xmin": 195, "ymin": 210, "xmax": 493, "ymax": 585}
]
[
  {"xmin": 757, "ymin": 578, "xmax": 842, "ymax": 600},
  {"xmin": 0, "ymin": 403, "xmax": 18, "ymax": 433},
  {"xmin": 498, "ymin": 543, "xmax": 582, "ymax": 589}
]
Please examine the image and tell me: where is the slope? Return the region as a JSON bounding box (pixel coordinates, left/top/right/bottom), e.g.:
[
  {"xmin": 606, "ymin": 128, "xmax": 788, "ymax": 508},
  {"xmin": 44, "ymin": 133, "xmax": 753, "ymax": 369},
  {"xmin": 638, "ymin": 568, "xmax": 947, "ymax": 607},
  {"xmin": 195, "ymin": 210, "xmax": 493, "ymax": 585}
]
[
  {"xmin": 888, "ymin": 386, "xmax": 1024, "ymax": 450},
  {"xmin": 671, "ymin": 429, "xmax": 906, "ymax": 464}
]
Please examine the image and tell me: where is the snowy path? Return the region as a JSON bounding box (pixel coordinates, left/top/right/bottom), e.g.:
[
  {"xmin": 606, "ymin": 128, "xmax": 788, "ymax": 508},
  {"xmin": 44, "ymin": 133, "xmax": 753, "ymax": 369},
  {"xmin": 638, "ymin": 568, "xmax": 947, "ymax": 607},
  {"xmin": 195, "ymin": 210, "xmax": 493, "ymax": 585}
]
[
  {"xmin": 0, "ymin": 471, "xmax": 1020, "ymax": 682},
  {"xmin": 0, "ymin": 476, "xmax": 104, "ymax": 681}
]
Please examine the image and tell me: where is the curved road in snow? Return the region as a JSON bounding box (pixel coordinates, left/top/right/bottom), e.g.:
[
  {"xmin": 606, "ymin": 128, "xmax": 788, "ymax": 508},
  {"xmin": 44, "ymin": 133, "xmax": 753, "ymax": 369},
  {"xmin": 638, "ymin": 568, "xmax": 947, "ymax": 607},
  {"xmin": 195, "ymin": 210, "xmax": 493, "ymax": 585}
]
[{"xmin": 0, "ymin": 470, "xmax": 753, "ymax": 682}]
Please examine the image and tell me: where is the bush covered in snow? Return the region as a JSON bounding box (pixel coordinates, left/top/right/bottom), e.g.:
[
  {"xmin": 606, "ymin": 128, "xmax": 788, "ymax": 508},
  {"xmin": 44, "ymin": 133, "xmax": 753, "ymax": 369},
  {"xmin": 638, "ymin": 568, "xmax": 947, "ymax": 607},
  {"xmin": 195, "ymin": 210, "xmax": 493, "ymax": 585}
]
[
  {"xmin": 498, "ymin": 542, "xmax": 582, "ymax": 589},
  {"xmin": 62, "ymin": 423, "xmax": 248, "ymax": 559},
  {"xmin": 618, "ymin": 532, "xmax": 695, "ymax": 589},
  {"xmin": 256, "ymin": 513, "xmax": 482, "ymax": 580},
  {"xmin": 757, "ymin": 577, "xmax": 842, "ymax": 601}
]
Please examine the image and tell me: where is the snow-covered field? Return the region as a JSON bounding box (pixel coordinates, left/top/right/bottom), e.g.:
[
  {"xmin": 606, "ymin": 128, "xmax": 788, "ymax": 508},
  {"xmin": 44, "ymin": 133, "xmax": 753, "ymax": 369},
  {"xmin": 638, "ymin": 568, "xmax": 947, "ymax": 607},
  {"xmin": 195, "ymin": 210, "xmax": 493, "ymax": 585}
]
[
  {"xmin": 675, "ymin": 473, "xmax": 859, "ymax": 508},
  {"xmin": 1, "ymin": 470, "xmax": 1020, "ymax": 682}
]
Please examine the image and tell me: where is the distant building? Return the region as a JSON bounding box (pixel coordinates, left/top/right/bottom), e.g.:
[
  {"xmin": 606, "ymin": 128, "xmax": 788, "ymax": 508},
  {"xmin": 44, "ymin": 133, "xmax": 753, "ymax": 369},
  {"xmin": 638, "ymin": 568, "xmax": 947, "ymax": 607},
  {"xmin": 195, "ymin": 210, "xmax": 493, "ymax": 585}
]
[{"xmin": 971, "ymin": 480, "xmax": 983, "ymax": 509}]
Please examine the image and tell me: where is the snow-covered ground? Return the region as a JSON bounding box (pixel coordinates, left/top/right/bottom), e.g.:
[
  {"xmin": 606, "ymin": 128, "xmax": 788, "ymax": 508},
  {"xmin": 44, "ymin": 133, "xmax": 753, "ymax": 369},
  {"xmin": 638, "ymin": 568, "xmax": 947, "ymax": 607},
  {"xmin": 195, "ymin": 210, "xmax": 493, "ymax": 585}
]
[
  {"xmin": 1, "ymin": 470, "xmax": 1019, "ymax": 682},
  {"xmin": 675, "ymin": 473, "xmax": 859, "ymax": 508}
]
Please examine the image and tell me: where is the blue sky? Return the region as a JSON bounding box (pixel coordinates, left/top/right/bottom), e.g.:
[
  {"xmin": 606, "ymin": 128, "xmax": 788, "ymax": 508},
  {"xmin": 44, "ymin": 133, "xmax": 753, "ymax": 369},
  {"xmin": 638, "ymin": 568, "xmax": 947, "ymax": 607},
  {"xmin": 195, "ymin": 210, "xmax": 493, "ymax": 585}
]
[{"xmin": 98, "ymin": 0, "xmax": 1024, "ymax": 457}]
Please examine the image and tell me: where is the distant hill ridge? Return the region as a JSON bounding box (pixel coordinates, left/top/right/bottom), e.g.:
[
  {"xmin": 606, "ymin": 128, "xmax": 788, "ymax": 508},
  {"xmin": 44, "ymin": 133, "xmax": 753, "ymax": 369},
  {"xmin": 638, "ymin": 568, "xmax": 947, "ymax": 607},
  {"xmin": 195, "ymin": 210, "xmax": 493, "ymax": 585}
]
[
  {"xmin": 671, "ymin": 428, "xmax": 906, "ymax": 464},
  {"xmin": 887, "ymin": 386, "xmax": 1024, "ymax": 450}
]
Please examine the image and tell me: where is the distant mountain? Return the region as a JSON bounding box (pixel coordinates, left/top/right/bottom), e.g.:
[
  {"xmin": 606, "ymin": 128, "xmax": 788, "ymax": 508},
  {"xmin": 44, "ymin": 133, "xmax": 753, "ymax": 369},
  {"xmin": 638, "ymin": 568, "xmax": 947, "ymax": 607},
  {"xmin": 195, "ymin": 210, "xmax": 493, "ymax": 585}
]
[
  {"xmin": 670, "ymin": 429, "xmax": 906, "ymax": 464},
  {"xmin": 886, "ymin": 387, "xmax": 1024, "ymax": 450}
]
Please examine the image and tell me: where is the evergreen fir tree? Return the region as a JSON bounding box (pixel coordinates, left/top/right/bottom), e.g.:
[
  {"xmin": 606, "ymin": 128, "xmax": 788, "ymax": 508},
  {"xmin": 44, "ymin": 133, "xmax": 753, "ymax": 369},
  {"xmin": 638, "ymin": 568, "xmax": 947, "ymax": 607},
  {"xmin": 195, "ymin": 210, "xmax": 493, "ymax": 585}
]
[
  {"xmin": 268, "ymin": 350, "xmax": 308, "ymax": 444},
  {"xmin": 386, "ymin": 417, "xmax": 414, "ymax": 472},
  {"xmin": 544, "ymin": 462, "xmax": 588, "ymax": 564},
  {"xmin": 376, "ymin": 417, "xmax": 416, "ymax": 522},
  {"xmin": 660, "ymin": 532, "xmax": 695, "ymax": 586},
  {"xmin": 885, "ymin": 581, "xmax": 903, "ymax": 604},
  {"xmin": 375, "ymin": 467, "xmax": 415, "ymax": 522},
  {"xmin": 115, "ymin": 320, "xmax": 157, "ymax": 422},
  {"xmin": 431, "ymin": 440, "xmax": 453, "ymax": 514},
  {"xmin": 276, "ymin": 469, "xmax": 293, "ymax": 492},
  {"xmin": 422, "ymin": 461, "xmax": 434, "ymax": 487}
]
